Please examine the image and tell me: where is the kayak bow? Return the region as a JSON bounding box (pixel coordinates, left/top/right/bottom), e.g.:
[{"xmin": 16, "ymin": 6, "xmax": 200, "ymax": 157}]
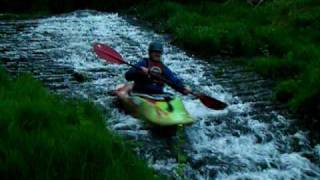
[{"xmin": 114, "ymin": 84, "xmax": 193, "ymax": 126}]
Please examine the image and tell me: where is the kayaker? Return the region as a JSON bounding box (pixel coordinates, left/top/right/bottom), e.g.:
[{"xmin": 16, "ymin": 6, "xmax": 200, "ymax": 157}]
[{"xmin": 125, "ymin": 41, "xmax": 191, "ymax": 95}]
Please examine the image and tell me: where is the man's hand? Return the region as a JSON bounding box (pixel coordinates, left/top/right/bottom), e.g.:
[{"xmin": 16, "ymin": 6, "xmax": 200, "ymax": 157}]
[
  {"xmin": 140, "ymin": 67, "xmax": 149, "ymax": 75},
  {"xmin": 183, "ymin": 86, "xmax": 192, "ymax": 95}
]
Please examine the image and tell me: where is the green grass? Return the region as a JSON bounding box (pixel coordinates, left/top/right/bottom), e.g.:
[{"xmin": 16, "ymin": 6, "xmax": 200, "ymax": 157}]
[
  {"xmin": 0, "ymin": 68, "xmax": 162, "ymax": 180},
  {"xmin": 130, "ymin": 0, "xmax": 320, "ymax": 115}
]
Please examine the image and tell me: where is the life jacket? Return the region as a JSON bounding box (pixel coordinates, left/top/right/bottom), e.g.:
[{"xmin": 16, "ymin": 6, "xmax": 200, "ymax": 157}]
[{"xmin": 146, "ymin": 58, "xmax": 164, "ymax": 85}]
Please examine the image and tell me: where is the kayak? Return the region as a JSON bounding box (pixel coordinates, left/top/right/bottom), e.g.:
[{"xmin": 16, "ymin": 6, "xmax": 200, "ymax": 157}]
[{"xmin": 114, "ymin": 84, "xmax": 194, "ymax": 126}]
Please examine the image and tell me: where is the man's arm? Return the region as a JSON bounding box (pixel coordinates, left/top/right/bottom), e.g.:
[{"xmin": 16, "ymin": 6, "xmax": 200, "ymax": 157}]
[
  {"xmin": 125, "ymin": 60, "xmax": 147, "ymax": 81},
  {"xmin": 162, "ymin": 66, "xmax": 187, "ymax": 93}
]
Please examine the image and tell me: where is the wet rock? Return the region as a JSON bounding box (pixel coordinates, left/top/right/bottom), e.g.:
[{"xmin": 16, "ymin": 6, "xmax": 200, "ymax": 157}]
[{"xmin": 72, "ymin": 71, "xmax": 86, "ymax": 83}]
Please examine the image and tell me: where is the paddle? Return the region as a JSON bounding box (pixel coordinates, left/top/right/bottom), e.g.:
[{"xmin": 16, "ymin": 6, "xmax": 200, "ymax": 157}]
[{"xmin": 93, "ymin": 43, "xmax": 228, "ymax": 110}]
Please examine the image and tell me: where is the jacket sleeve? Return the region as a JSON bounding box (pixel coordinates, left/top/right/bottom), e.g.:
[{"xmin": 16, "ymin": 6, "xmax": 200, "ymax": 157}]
[
  {"xmin": 163, "ymin": 66, "xmax": 185, "ymax": 91},
  {"xmin": 125, "ymin": 60, "xmax": 146, "ymax": 81}
]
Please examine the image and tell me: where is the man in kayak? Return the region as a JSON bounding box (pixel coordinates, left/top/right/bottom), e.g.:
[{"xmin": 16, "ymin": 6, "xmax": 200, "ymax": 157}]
[{"xmin": 124, "ymin": 41, "xmax": 191, "ymax": 95}]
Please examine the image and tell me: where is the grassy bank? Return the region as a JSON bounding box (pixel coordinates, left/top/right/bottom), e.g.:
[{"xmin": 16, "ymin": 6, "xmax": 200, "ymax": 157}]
[
  {"xmin": 129, "ymin": 0, "xmax": 320, "ymax": 117},
  {"xmin": 0, "ymin": 68, "xmax": 161, "ymax": 180}
]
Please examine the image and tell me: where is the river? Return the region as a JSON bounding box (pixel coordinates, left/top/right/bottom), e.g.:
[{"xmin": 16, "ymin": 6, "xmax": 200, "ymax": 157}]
[{"xmin": 1, "ymin": 10, "xmax": 320, "ymax": 180}]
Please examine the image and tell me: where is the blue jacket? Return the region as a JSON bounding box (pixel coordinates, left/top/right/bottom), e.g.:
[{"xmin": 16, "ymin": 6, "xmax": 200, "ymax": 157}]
[{"xmin": 125, "ymin": 58, "xmax": 185, "ymax": 94}]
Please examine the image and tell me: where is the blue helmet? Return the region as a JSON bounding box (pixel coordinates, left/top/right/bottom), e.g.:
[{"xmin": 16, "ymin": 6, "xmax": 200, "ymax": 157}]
[{"xmin": 148, "ymin": 41, "xmax": 163, "ymax": 54}]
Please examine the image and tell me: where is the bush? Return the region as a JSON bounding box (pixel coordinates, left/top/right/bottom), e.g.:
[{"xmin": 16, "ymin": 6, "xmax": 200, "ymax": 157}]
[{"xmin": 289, "ymin": 61, "xmax": 320, "ymax": 111}]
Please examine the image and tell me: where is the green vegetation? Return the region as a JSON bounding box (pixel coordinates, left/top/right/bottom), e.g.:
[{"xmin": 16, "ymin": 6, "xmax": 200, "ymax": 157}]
[
  {"xmin": 0, "ymin": 68, "xmax": 161, "ymax": 180},
  {"xmin": 130, "ymin": 0, "xmax": 320, "ymax": 116}
]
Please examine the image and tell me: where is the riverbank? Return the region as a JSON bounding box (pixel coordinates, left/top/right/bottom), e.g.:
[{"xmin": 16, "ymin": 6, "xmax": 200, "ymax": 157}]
[
  {"xmin": 0, "ymin": 68, "xmax": 162, "ymax": 179},
  {"xmin": 127, "ymin": 0, "xmax": 320, "ymax": 120}
]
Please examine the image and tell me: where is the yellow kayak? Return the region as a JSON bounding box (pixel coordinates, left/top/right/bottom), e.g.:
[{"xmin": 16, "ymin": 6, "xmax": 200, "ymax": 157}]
[{"xmin": 114, "ymin": 84, "xmax": 193, "ymax": 126}]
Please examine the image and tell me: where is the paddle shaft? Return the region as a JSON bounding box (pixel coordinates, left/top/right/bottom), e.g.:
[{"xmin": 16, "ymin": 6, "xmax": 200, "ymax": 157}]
[
  {"xmin": 127, "ymin": 62, "xmax": 227, "ymax": 109},
  {"xmin": 124, "ymin": 61, "xmax": 187, "ymax": 94},
  {"xmin": 93, "ymin": 43, "xmax": 187, "ymax": 93},
  {"xmin": 107, "ymin": 52, "xmax": 225, "ymax": 103},
  {"xmin": 93, "ymin": 43, "xmax": 227, "ymax": 110}
]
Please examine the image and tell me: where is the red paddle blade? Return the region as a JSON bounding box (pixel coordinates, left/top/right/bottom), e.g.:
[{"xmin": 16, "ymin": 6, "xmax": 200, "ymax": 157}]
[
  {"xmin": 93, "ymin": 43, "xmax": 125, "ymax": 64},
  {"xmin": 197, "ymin": 94, "xmax": 228, "ymax": 110}
]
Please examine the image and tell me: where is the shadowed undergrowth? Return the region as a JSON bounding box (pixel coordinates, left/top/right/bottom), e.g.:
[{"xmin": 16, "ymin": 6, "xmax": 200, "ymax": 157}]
[{"xmin": 0, "ymin": 68, "xmax": 162, "ymax": 180}]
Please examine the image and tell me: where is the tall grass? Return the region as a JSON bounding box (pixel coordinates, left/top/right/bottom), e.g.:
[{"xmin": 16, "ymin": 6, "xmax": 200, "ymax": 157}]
[
  {"xmin": 131, "ymin": 0, "xmax": 320, "ymax": 115},
  {"xmin": 0, "ymin": 68, "xmax": 161, "ymax": 180}
]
